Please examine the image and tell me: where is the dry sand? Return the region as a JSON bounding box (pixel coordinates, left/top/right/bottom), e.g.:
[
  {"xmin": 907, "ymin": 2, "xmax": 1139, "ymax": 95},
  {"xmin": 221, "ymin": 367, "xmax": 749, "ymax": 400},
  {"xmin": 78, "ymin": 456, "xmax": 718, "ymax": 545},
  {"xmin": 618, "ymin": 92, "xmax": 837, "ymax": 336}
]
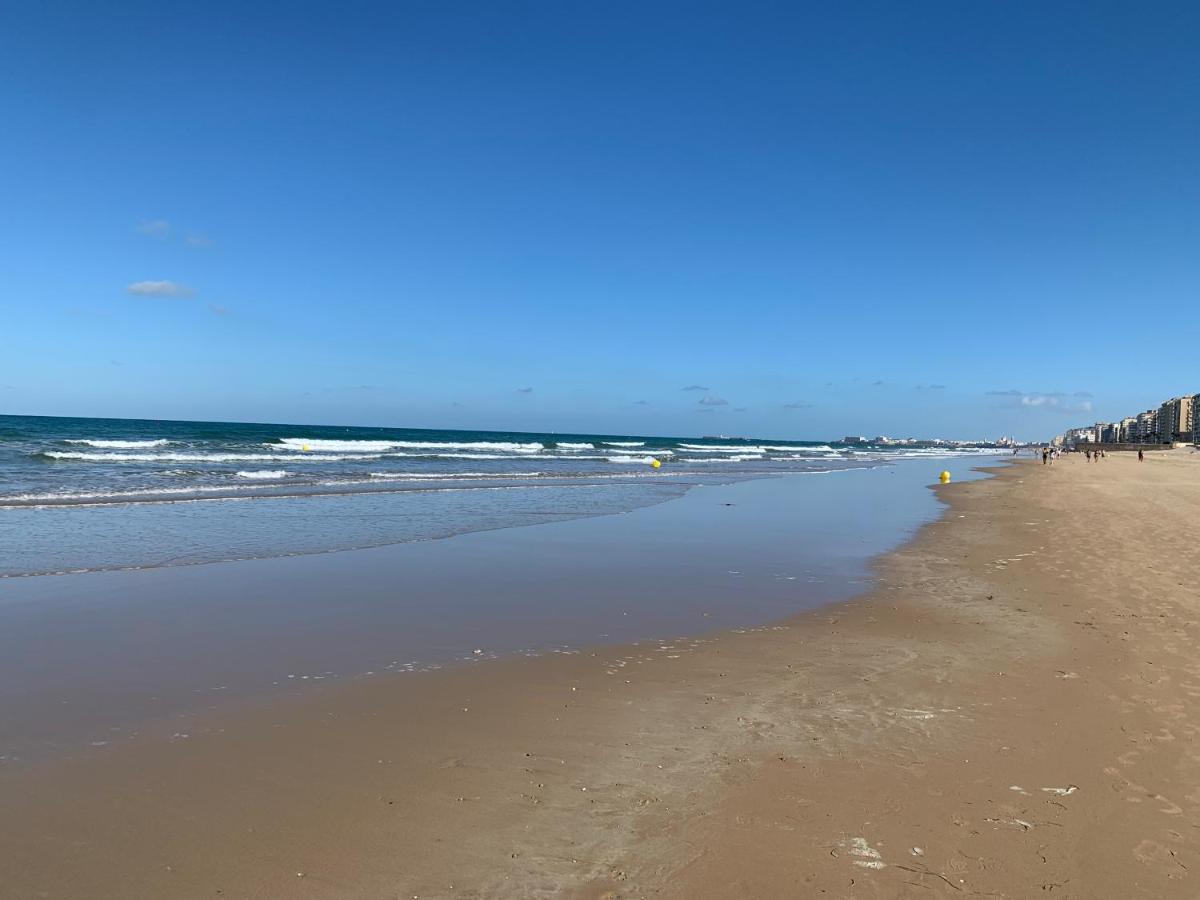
[{"xmin": 2, "ymin": 452, "xmax": 1199, "ymax": 898}]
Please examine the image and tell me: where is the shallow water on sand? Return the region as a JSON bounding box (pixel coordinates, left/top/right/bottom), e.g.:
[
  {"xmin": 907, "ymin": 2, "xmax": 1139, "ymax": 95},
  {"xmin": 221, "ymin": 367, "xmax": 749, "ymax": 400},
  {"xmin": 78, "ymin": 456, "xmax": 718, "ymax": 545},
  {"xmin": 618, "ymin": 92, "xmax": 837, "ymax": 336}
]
[{"xmin": 0, "ymin": 457, "xmax": 999, "ymax": 765}]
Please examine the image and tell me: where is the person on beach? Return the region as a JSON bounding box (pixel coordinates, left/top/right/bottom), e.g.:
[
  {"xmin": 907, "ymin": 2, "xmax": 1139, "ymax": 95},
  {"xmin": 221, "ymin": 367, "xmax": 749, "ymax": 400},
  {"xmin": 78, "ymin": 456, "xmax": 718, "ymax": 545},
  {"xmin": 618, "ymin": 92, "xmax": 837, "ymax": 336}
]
[
  {"xmin": 1138, "ymin": 448, "xmax": 1145, "ymax": 462},
  {"xmin": 1042, "ymin": 448, "xmax": 1049, "ymax": 465}
]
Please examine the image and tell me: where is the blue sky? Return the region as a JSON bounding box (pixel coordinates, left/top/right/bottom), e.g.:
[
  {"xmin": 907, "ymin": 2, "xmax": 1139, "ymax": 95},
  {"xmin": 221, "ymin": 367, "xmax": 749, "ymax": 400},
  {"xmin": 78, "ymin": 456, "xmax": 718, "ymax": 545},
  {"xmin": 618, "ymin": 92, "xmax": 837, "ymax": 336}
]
[{"xmin": 2, "ymin": 1, "xmax": 1197, "ymax": 441}]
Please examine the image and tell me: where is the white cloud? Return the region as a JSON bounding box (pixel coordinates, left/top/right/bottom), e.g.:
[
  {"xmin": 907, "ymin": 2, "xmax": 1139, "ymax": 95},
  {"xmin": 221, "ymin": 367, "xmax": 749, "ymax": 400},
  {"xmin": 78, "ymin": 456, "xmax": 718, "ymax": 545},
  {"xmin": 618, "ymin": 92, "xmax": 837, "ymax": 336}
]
[
  {"xmin": 986, "ymin": 389, "xmax": 1093, "ymax": 414},
  {"xmin": 137, "ymin": 219, "xmax": 171, "ymax": 238},
  {"xmin": 127, "ymin": 280, "xmax": 195, "ymax": 298},
  {"xmin": 516, "ymin": 387, "xmax": 533, "ymax": 393},
  {"xmin": 186, "ymin": 233, "xmax": 213, "ymax": 248},
  {"xmin": 208, "ymin": 303, "xmax": 229, "ymax": 316},
  {"xmin": 681, "ymin": 384, "xmax": 709, "ymax": 392},
  {"xmin": 698, "ymin": 395, "xmax": 727, "ymax": 406},
  {"xmin": 783, "ymin": 400, "xmax": 813, "ymax": 410}
]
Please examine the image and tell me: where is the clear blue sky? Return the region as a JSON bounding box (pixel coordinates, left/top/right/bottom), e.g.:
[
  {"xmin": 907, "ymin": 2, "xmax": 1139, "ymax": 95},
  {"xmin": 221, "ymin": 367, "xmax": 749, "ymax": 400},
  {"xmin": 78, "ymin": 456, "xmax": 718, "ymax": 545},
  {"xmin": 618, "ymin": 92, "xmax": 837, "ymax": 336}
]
[{"xmin": 2, "ymin": 1, "xmax": 1197, "ymax": 441}]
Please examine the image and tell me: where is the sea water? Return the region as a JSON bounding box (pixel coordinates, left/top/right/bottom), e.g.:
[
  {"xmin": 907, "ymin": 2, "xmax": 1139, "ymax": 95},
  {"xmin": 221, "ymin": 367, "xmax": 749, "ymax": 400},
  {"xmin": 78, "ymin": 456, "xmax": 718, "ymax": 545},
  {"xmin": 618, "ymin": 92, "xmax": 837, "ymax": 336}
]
[{"xmin": 0, "ymin": 414, "xmax": 1004, "ymax": 577}]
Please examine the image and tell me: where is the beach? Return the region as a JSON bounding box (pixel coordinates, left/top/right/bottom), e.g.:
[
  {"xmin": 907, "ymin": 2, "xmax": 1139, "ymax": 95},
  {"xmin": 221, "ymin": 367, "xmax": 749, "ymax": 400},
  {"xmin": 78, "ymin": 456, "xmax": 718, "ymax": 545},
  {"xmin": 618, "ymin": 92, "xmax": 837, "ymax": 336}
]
[{"xmin": 2, "ymin": 451, "xmax": 1199, "ymax": 897}]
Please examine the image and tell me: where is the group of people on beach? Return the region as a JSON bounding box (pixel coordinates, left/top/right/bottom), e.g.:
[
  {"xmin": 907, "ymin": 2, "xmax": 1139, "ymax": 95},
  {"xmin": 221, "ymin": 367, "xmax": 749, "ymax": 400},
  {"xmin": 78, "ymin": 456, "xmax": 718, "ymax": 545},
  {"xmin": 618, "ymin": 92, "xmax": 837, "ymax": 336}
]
[{"xmin": 1038, "ymin": 445, "xmax": 1140, "ymax": 464}]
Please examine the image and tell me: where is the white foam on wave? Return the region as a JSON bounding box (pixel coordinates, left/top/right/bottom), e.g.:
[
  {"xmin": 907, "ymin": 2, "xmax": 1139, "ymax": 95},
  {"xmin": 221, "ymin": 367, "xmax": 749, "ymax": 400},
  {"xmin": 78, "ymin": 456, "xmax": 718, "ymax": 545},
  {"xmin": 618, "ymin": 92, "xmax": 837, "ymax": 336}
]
[
  {"xmin": 396, "ymin": 452, "xmax": 509, "ymax": 460},
  {"xmin": 679, "ymin": 444, "xmax": 769, "ymax": 453},
  {"xmin": 603, "ymin": 441, "xmax": 645, "ymax": 447},
  {"xmin": 273, "ymin": 438, "xmax": 544, "ymax": 453},
  {"xmin": 606, "ymin": 455, "xmax": 658, "ymax": 464},
  {"xmin": 41, "ymin": 451, "xmax": 385, "ymax": 463},
  {"xmin": 369, "ymin": 471, "xmax": 549, "ymax": 480},
  {"xmin": 608, "ymin": 448, "xmax": 674, "ymax": 457},
  {"xmin": 554, "ymin": 442, "xmax": 595, "ymax": 450},
  {"xmin": 235, "ymin": 470, "xmax": 294, "ymax": 479},
  {"xmin": 64, "ymin": 439, "xmax": 172, "ymax": 449},
  {"xmin": 0, "ymin": 481, "xmax": 298, "ymax": 505},
  {"xmin": 769, "ymin": 455, "xmax": 842, "ymax": 462},
  {"xmin": 689, "ymin": 454, "xmax": 765, "ymax": 462}
]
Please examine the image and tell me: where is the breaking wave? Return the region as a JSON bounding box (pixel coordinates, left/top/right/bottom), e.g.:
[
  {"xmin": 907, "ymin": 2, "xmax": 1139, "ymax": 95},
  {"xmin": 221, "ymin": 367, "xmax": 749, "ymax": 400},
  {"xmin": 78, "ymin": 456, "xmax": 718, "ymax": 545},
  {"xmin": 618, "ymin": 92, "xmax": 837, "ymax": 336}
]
[
  {"xmin": 273, "ymin": 438, "xmax": 544, "ymax": 453},
  {"xmin": 64, "ymin": 439, "xmax": 172, "ymax": 449}
]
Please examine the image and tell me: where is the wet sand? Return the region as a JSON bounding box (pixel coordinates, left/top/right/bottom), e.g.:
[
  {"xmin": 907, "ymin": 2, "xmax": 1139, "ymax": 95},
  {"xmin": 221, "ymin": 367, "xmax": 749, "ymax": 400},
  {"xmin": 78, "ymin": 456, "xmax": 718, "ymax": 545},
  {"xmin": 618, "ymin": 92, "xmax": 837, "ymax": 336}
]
[
  {"xmin": 0, "ymin": 460, "xmax": 974, "ymax": 764},
  {"xmin": 3, "ymin": 452, "xmax": 1200, "ymax": 897}
]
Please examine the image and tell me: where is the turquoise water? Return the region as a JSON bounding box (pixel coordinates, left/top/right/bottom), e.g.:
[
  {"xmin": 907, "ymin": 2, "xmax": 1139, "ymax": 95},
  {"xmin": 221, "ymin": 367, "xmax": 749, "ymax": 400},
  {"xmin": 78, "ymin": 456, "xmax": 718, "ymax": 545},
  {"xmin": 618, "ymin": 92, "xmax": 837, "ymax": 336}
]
[{"xmin": 0, "ymin": 414, "xmax": 1004, "ymax": 576}]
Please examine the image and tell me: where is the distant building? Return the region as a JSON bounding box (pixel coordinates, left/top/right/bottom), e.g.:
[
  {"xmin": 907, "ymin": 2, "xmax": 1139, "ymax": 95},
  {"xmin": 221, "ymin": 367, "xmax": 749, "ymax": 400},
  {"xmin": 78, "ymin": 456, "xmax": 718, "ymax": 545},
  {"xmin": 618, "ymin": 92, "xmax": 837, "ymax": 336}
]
[
  {"xmin": 1135, "ymin": 409, "xmax": 1158, "ymax": 443},
  {"xmin": 1158, "ymin": 396, "xmax": 1194, "ymax": 444},
  {"xmin": 1053, "ymin": 392, "xmax": 1198, "ymax": 448},
  {"xmin": 1061, "ymin": 426, "xmax": 1094, "ymax": 447}
]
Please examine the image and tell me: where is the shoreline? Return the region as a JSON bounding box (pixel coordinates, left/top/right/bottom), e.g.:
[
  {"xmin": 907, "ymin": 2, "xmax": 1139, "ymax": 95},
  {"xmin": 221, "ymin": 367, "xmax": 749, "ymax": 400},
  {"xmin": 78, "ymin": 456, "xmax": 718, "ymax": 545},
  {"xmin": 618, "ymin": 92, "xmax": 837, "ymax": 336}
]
[
  {"xmin": 2, "ymin": 454, "xmax": 1198, "ymax": 896},
  {"xmin": 0, "ymin": 460, "xmax": 981, "ymax": 766}
]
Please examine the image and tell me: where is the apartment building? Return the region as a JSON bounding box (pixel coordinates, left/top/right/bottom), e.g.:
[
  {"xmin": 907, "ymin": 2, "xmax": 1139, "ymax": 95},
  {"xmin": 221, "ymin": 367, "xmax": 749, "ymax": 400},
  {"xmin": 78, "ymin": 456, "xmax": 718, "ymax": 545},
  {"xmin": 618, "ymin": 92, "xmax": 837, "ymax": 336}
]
[{"xmin": 1158, "ymin": 396, "xmax": 1194, "ymax": 444}]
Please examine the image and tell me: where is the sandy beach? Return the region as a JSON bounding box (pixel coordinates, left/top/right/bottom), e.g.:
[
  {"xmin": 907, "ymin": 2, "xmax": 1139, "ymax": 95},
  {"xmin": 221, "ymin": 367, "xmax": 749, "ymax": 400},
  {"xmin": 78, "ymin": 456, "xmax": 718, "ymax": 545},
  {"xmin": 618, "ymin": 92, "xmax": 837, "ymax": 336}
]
[{"xmin": 2, "ymin": 451, "xmax": 1199, "ymax": 898}]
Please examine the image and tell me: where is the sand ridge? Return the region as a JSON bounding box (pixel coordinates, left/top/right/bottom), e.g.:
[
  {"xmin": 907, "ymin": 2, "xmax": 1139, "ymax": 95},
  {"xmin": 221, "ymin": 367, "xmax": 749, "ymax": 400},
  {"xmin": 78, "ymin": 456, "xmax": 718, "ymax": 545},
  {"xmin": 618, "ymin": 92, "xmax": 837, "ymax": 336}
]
[{"xmin": 0, "ymin": 453, "xmax": 1198, "ymax": 898}]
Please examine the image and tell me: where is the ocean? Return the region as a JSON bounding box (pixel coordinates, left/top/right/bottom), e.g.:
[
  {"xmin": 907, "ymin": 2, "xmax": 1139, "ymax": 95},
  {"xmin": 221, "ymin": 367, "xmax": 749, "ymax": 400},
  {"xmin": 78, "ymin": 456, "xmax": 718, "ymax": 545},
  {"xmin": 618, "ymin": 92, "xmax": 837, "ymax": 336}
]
[{"xmin": 0, "ymin": 414, "xmax": 1004, "ymax": 578}]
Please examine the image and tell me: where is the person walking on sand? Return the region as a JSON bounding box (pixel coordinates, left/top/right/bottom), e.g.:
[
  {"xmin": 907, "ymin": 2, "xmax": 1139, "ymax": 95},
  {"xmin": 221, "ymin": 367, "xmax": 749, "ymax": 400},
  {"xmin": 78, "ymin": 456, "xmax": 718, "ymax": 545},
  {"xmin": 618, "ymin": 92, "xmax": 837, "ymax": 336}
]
[
  {"xmin": 1138, "ymin": 448, "xmax": 1144, "ymax": 462},
  {"xmin": 1042, "ymin": 447, "xmax": 1049, "ymax": 465}
]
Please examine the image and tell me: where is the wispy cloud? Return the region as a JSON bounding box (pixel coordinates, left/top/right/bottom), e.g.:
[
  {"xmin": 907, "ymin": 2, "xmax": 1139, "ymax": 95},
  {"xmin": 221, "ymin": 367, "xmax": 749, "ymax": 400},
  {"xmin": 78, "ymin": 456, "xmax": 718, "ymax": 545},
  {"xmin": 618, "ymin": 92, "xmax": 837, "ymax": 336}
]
[
  {"xmin": 633, "ymin": 399, "xmax": 650, "ymax": 406},
  {"xmin": 915, "ymin": 384, "xmax": 947, "ymax": 391},
  {"xmin": 127, "ymin": 280, "xmax": 195, "ymax": 298},
  {"xmin": 208, "ymin": 303, "xmax": 229, "ymax": 316},
  {"xmin": 871, "ymin": 380, "xmax": 885, "ymax": 387},
  {"xmin": 186, "ymin": 233, "xmax": 213, "ymax": 248},
  {"xmin": 733, "ymin": 407, "xmax": 747, "ymax": 413},
  {"xmin": 986, "ymin": 389, "xmax": 1094, "ymax": 414},
  {"xmin": 783, "ymin": 400, "xmax": 813, "ymax": 410},
  {"xmin": 516, "ymin": 387, "xmax": 533, "ymax": 394},
  {"xmin": 137, "ymin": 219, "xmax": 171, "ymax": 238},
  {"xmin": 681, "ymin": 384, "xmax": 709, "ymax": 392},
  {"xmin": 698, "ymin": 395, "xmax": 728, "ymax": 406}
]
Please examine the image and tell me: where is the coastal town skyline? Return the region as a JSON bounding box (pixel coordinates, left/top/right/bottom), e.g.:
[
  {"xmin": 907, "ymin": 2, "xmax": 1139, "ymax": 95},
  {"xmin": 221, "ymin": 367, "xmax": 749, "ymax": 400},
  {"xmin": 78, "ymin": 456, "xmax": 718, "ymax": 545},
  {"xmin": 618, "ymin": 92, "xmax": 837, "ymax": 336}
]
[{"xmin": 1054, "ymin": 391, "xmax": 1199, "ymax": 448}]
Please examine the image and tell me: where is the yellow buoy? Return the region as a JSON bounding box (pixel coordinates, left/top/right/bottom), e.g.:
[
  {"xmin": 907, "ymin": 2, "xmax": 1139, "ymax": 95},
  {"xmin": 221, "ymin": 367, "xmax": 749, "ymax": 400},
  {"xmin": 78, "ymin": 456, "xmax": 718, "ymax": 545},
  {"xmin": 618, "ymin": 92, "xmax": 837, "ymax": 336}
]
[
  {"xmin": 939, "ymin": 470, "xmax": 951, "ymax": 483},
  {"xmin": 302, "ymin": 444, "xmax": 311, "ymax": 452},
  {"xmin": 651, "ymin": 458, "xmax": 661, "ymax": 469}
]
